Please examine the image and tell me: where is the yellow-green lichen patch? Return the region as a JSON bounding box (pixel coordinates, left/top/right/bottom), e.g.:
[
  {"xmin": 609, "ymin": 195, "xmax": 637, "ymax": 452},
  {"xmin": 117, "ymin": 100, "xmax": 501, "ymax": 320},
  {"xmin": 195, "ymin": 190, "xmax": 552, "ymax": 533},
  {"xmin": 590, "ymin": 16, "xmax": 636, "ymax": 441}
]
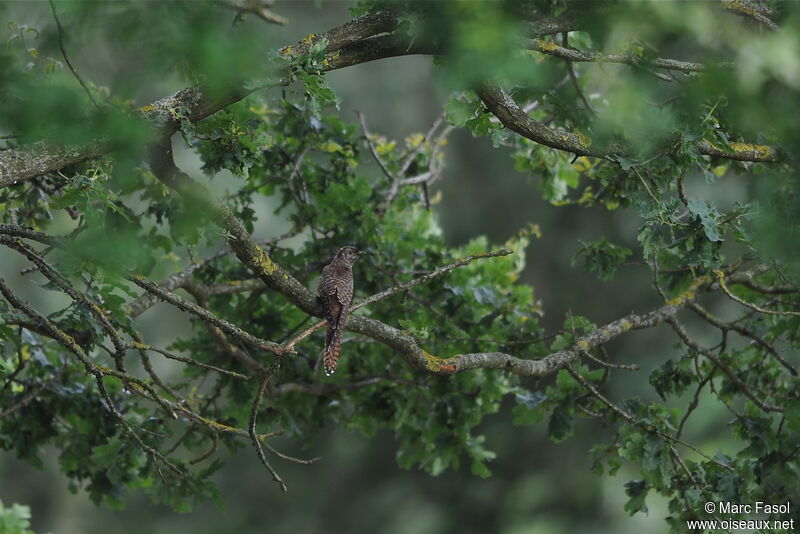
[
  {"xmin": 535, "ymin": 39, "xmax": 559, "ymax": 53},
  {"xmin": 620, "ymin": 320, "xmax": 632, "ymax": 332},
  {"xmin": 138, "ymin": 104, "xmax": 156, "ymax": 113},
  {"xmin": 666, "ymin": 276, "xmax": 710, "ymax": 307},
  {"xmin": 723, "ymin": 0, "xmax": 761, "ymax": 18},
  {"xmin": 421, "ymin": 350, "xmax": 456, "ymax": 372},
  {"xmin": 421, "ymin": 350, "xmax": 441, "ymax": 371},
  {"xmin": 324, "ymin": 50, "xmax": 341, "ymax": 66},
  {"xmin": 574, "ymin": 131, "xmax": 592, "ymax": 148},
  {"xmin": 255, "ymin": 248, "xmax": 278, "ymax": 276},
  {"xmin": 729, "ymin": 142, "xmax": 772, "ymax": 158},
  {"xmin": 196, "ymin": 414, "xmax": 240, "ymax": 433},
  {"xmin": 576, "ymin": 339, "xmax": 590, "ymax": 350},
  {"xmin": 302, "ymin": 33, "xmax": 317, "ymax": 45}
]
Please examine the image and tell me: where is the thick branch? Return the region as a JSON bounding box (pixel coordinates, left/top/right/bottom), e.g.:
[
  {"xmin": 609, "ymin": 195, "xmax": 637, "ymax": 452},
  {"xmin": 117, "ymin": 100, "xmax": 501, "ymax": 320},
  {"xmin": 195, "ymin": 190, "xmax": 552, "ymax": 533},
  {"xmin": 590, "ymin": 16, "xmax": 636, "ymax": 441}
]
[
  {"xmin": 721, "ymin": 0, "xmax": 778, "ymax": 30},
  {"xmin": 148, "ymin": 140, "xmax": 318, "ymax": 313},
  {"xmin": 478, "ymin": 84, "xmax": 599, "ymax": 156},
  {"xmin": 0, "ymin": 11, "xmax": 400, "ymax": 188},
  {"xmin": 401, "ymin": 298, "xmax": 692, "ymax": 376},
  {"xmin": 280, "ymin": 11, "xmax": 397, "ymax": 57},
  {"xmin": 282, "ymin": 250, "xmax": 512, "ymax": 351},
  {"xmin": 0, "ymin": 9, "xmax": 779, "ymax": 187},
  {"xmin": 525, "ymin": 38, "xmax": 711, "ymax": 73},
  {"xmin": 478, "ymin": 84, "xmax": 779, "ymax": 163}
]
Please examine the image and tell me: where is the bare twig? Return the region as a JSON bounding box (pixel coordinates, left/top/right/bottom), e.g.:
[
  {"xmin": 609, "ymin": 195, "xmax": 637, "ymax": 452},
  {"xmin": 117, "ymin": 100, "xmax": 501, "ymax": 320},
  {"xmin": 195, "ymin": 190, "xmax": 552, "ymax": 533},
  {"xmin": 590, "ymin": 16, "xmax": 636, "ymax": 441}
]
[
  {"xmin": 221, "ymin": 0, "xmax": 288, "ymax": 25},
  {"xmin": 478, "ymin": 84, "xmax": 778, "ymax": 163},
  {"xmin": 357, "ymin": 111, "xmax": 395, "ymax": 183},
  {"xmin": 667, "ymin": 318, "xmax": 783, "ymax": 413},
  {"xmin": 567, "ymin": 367, "xmax": 734, "ymax": 471},
  {"xmin": 127, "ymin": 342, "xmax": 249, "ymax": 380},
  {"xmin": 561, "ymin": 33, "xmax": 595, "ymax": 115},
  {"xmin": 714, "ymin": 269, "xmax": 800, "ymax": 317},
  {"xmin": 0, "ymin": 377, "xmax": 57, "ymax": 418},
  {"xmin": 48, "ymin": 0, "xmax": 98, "ymax": 108},
  {"xmin": 249, "ymin": 370, "xmax": 287, "ymax": 491},
  {"xmin": 273, "ymin": 374, "xmax": 421, "ymax": 395},
  {"xmin": 526, "ymin": 37, "xmax": 712, "ymax": 74},
  {"xmin": 578, "ymin": 348, "xmax": 639, "ymax": 371},
  {"xmin": 128, "ymin": 274, "xmax": 286, "ymax": 355}
]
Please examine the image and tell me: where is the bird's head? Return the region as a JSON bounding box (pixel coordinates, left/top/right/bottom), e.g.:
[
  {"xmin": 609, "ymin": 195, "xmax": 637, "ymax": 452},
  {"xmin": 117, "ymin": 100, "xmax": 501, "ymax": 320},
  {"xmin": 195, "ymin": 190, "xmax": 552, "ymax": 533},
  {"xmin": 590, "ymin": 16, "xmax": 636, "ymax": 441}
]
[{"xmin": 336, "ymin": 245, "xmax": 361, "ymax": 266}]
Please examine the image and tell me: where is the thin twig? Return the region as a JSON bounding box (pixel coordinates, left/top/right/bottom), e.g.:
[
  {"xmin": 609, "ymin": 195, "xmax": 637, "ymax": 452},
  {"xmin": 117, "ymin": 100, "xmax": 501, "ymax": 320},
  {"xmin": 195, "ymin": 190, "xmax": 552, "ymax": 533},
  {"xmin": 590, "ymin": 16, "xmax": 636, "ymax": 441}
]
[
  {"xmin": 48, "ymin": 0, "xmax": 98, "ymax": 108},
  {"xmin": 566, "ymin": 366, "xmax": 734, "ymax": 471},
  {"xmin": 667, "ymin": 318, "xmax": 783, "ymax": 413},
  {"xmin": 578, "ymin": 348, "xmax": 638, "ymax": 371},
  {"xmin": 676, "ymin": 367, "xmax": 714, "ymax": 438},
  {"xmin": 690, "ymin": 303, "xmax": 797, "ymax": 376},
  {"xmin": 189, "ymin": 430, "xmax": 220, "ymax": 465},
  {"xmin": 714, "ymin": 269, "xmax": 800, "ymax": 317},
  {"xmin": 398, "ymin": 113, "xmax": 444, "ymax": 175},
  {"xmin": 249, "ymin": 371, "xmax": 287, "ymax": 492},
  {"xmin": 633, "ymin": 167, "xmax": 659, "ymax": 203},
  {"xmin": 128, "ymin": 343, "xmax": 249, "ymax": 380},
  {"xmin": 561, "ymin": 33, "xmax": 595, "ymax": 115},
  {"xmin": 356, "ymin": 110, "xmax": 395, "ymax": 183},
  {"xmin": 128, "ymin": 274, "xmax": 287, "ymax": 355},
  {"xmin": 0, "ymin": 377, "xmax": 56, "ymax": 418}
]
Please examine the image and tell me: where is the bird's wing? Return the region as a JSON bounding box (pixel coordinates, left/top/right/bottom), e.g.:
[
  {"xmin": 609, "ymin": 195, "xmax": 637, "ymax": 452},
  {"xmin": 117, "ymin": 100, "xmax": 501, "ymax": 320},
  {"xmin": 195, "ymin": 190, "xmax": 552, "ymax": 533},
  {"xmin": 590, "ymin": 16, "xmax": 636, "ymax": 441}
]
[{"xmin": 319, "ymin": 265, "xmax": 344, "ymax": 326}]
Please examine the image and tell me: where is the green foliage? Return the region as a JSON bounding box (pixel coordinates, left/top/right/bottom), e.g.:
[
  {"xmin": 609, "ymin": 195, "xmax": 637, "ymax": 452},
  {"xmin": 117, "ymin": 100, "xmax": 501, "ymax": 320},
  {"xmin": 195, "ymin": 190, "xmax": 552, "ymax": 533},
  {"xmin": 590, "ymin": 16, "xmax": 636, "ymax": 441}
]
[
  {"xmin": 649, "ymin": 357, "xmax": 695, "ymax": 400},
  {"xmin": 1, "ymin": 2, "xmax": 800, "ymax": 532},
  {"xmin": 572, "ymin": 237, "xmax": 632, "ymax": 281},
  {"xmin": 0, "ymin": 499, "xmax": 40, "ymax": 534},
  {"xmin": 281, "ymin": 38, "xmax": 339, "ymax": 119}
]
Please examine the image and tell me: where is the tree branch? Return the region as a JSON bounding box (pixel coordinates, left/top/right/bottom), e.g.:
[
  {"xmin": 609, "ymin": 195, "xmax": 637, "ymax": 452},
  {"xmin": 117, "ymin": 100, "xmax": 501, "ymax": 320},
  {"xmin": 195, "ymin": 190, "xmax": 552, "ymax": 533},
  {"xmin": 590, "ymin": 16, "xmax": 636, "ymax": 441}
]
[
  {"xmin": 720, "ymin": 0, "xmax": 778, "ymax": 30},
  {"xmin": 0, "ymin": 9, "xmax": 779, "ymax": 189},
  {"xmin": 128, "ymin": 273, "xmax": 286, "ymax": 356},
  {"xmin": 0, "ymin": 11, "xmax": 401, "ymax": 188},
  {"xmin": 478, "ymin": 84, "xmax": 779, "ymax": 163},
  {"xmin": 249, "ymin": 369, "xmax": 287, "ymax": 491},
  {"xmin": 220, "ymin": 0, "xmax": 287, "ymax": 25},
  {"xmin": 525, "ymin": 38, "xmax": 712, "ymax": 74},
  {"xmin": 282, "ymin": 250, "xmax": 512, "ymax": 351},
  {"xmin": 667, "ymin": 317, "xmax": 783, "ymax": 413}
]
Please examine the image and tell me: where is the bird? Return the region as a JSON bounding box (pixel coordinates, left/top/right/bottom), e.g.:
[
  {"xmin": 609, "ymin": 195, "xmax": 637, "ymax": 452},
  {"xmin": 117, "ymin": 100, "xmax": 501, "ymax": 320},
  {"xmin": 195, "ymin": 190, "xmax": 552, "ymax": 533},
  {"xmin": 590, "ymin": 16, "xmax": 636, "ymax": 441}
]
[{"xmin": 318, "ymin": 245, "xmax": 360, "ymax": 375}]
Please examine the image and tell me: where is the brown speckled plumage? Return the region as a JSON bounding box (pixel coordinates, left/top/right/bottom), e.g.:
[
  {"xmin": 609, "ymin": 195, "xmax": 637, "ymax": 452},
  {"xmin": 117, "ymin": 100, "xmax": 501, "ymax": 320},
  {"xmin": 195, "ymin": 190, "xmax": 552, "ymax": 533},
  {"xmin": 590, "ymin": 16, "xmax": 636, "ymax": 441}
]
[{"xmin": 318, "ymin": 246, "xmax": 359, "ymax": 375}]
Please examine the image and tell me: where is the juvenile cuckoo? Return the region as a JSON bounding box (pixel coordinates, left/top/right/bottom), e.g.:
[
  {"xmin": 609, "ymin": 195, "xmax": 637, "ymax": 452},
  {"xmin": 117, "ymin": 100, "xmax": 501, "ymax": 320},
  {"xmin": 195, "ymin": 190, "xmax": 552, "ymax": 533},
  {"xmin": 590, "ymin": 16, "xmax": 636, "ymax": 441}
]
[{"xmin": 318, "ymin": 245, "xmax": 360, "ymax": 375}]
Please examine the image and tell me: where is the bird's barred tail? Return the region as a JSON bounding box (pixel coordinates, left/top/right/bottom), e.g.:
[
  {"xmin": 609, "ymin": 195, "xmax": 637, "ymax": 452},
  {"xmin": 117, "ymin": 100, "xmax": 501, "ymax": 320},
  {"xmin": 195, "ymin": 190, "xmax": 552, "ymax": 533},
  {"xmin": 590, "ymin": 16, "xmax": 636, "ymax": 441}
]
[{"xmin": 323, "ymin": 327, "xmax": 342, "ymax": 376}]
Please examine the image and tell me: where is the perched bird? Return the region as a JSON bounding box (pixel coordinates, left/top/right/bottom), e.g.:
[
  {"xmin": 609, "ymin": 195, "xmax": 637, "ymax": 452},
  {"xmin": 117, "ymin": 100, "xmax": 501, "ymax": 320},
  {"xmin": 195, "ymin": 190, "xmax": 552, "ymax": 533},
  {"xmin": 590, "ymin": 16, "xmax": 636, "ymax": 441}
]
[{"xmin": 318, "ymin": 245, "xmax": 360, "ymax": 375}]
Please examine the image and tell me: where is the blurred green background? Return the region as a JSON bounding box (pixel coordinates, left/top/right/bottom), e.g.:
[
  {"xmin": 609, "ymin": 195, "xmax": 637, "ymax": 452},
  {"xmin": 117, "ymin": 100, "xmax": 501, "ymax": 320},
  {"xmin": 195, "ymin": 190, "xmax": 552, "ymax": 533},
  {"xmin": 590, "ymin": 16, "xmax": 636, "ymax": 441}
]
[{"xmin": 0, "ymin": 1, "xmax": 773, "ymax": 533}]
